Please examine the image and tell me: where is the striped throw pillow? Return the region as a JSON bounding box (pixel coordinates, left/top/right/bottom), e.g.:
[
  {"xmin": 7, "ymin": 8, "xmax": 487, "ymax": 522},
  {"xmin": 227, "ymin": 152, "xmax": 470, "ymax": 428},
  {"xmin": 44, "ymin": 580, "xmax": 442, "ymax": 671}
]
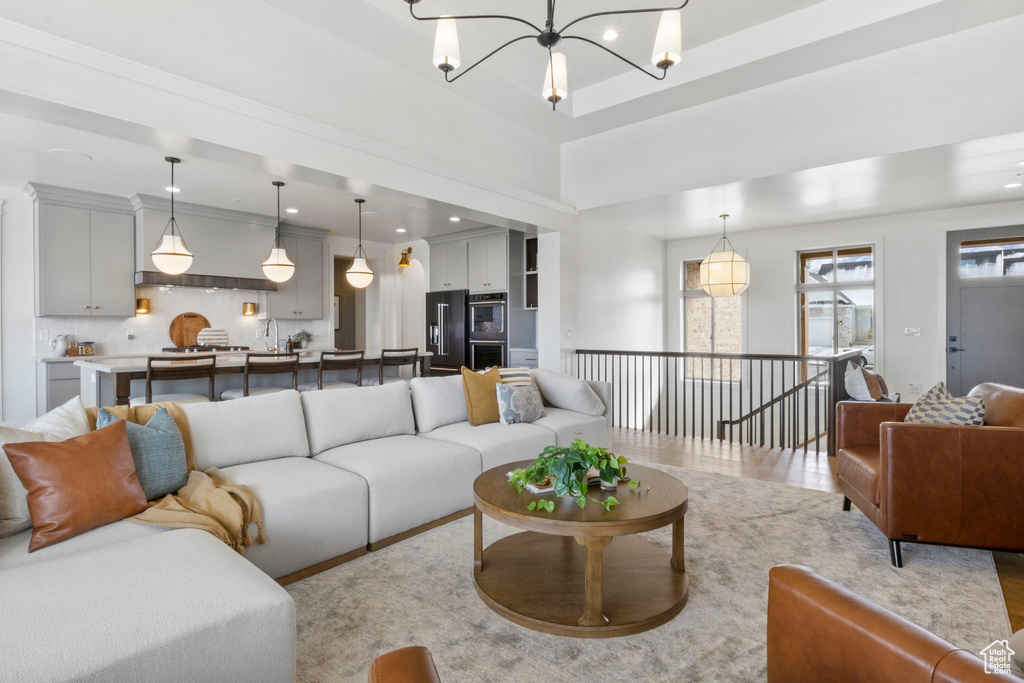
[
  {"xmin": 497, "ymin": 367, "xmax": 534, "ymax": 386},
  {"xmin": 905, "ymin": 382, "xmax": 985, "ymax": 426}
]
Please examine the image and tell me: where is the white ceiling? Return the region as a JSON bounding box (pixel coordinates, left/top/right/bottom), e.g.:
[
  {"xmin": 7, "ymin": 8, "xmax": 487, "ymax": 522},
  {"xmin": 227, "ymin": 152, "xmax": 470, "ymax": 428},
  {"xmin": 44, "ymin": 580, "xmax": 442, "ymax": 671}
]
[
  {"xmin": 0, "ymin": 111, "xmax": 500, "ymax": 244},
  {"xmin": 582, "ymin": 132, "xmax": 1024, "ymax": 239}
]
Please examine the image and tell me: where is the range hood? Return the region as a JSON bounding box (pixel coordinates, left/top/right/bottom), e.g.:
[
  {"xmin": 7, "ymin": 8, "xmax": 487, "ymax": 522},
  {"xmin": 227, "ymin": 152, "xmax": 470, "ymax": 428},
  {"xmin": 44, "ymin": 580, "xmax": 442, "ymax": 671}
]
[{"xmin": 135, "ymin": 271, "xmax": 279, "ymax": 292}]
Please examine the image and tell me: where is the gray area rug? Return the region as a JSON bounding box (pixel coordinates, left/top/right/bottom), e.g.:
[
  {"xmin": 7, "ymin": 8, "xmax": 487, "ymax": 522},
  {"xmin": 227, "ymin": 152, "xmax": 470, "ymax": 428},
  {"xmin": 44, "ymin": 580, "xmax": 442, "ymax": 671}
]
[{"xmin": 287, "ymin": 463, "xmax": 1011, "ymax": 682}]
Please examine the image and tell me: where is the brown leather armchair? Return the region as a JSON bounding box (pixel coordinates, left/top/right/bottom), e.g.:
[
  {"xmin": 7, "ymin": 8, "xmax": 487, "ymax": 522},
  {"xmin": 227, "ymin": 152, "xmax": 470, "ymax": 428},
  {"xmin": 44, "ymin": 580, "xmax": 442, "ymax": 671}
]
[
  {"xmin": 836, "ymin": 382, "xmax": 1024, "ymax": 566},
  {"xmin": 767, "ymin": 565, "xmax": 1017, "ymax": 682},
  {"xmin": 369, "ymin": 646, "xmax": 440, "ymax": 683}
]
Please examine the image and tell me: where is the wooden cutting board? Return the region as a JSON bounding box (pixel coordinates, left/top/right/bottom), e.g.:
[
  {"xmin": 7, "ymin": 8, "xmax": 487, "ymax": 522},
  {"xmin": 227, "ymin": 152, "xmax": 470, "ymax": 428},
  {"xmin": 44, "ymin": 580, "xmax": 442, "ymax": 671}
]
[{"xmin": 169, "ymin": 312, "xmax": 211, "ymax": 348}]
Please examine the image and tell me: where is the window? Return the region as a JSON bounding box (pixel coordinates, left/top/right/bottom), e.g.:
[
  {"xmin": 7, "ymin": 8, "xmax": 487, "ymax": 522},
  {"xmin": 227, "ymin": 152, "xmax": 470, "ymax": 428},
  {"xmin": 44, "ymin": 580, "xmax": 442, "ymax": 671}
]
[
  {"xmin": 681, "ymin": 261, "xmax": 742, "ymax": 377},
  {"xmin": 797, "ymin": 246, "xmax": 875, "ymax": 364},
  {"xmin": 960, "ymin": 237, "xmax": 1024, "ymax": 277}
]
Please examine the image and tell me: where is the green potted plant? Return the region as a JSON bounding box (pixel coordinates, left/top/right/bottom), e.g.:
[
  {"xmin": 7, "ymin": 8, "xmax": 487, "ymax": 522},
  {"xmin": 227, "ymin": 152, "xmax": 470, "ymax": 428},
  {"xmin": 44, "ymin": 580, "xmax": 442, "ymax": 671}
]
[
  {"xmin": 508, "ymin": 439, "xmax": 644, "ymax": 513},
  {"xmin": 294, "ymin": 330, "xmax": 312, "ymax": 348}
]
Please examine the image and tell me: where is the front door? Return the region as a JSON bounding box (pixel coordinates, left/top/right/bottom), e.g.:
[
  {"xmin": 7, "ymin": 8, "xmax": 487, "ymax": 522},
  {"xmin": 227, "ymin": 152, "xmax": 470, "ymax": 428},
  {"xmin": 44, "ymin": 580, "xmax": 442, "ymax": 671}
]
[{"xmin": 946, "ymin": 226, "xmax": 1024, "ymax": 395}]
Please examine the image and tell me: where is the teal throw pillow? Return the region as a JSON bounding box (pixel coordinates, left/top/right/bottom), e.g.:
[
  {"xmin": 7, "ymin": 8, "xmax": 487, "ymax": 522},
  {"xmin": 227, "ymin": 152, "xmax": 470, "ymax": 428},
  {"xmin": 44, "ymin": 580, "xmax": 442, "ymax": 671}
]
[{"xmin": 96, "ymin": 408, "xmax": 187, "ymax": 500}]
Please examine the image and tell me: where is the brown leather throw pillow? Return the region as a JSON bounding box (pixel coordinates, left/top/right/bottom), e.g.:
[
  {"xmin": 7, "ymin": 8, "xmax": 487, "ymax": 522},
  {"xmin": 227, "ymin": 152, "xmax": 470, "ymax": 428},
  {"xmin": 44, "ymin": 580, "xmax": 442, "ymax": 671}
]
[
  {"xmin": 3, "ymin": 421, "xmax": 147, "ymax": 552},
  {"xmin": 462, "ymin": 366, "xmax": 501, "ymax": 426}
]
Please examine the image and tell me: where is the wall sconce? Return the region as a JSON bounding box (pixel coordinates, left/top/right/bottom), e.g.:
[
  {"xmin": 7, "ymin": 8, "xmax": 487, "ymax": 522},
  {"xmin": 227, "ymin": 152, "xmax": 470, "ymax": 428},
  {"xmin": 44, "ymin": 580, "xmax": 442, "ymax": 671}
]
[
  {"xmin": 399, "ymin": 247, "xmax": 413, "ymax": 268},
  {"xmin": 242, "ymin": 302, "xmax": 258, "ymax": 316},
  {"xmin": 136, "ymin": 298, "xmax": 151, "ymax": 314}
]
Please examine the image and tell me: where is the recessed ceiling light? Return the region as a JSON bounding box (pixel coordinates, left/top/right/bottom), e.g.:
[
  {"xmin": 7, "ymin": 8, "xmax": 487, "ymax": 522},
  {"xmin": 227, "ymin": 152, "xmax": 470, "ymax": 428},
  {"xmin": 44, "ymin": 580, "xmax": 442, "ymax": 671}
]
[
  {"xmin": 396, "ymin": 228, "xmax": 407, "ymax": 233},
  {"xmin": 285, "ymin": 208, "xmax": 298, "ymax": 214},
  {"xmin": 603, "ymin": 29, "xmax": 618, "ymax": 41},
  {"xmin": 1005, "ymin": 183, "xmax": 1023, "ymax": 189},
  {"xmin": 47, "ymin": 148, "xmax": 92, "ymax": 162},
  {"xmin": 1017, "ymin": 161, "xmax": 1024, "ymax": 167},
  {"xmin": 450, "ymin": 216, "xmax": 461, "ymax": 222},
  {"xmin": 164, "ymin": 186, "xmax": 181, "ymax": 193}
]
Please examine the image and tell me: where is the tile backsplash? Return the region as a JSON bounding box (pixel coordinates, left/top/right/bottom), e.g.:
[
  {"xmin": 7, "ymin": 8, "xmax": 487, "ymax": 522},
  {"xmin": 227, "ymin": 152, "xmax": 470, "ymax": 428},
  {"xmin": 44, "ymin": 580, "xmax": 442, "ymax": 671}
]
[{"xmin": 35, "ymin": 286, "xmax": 333, "ymax": 357}]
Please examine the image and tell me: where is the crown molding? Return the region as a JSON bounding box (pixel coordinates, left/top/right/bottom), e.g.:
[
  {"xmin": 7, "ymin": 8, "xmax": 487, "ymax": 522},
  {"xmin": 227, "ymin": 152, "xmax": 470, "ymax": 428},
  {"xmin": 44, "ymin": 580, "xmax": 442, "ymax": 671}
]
[
  {"xmin": 130, "ymin": 194, "xmax": 278, "ymax": 227},
  {"xmin": 24, "ymin": 183, "xmax": 134, "ymax": 214}
]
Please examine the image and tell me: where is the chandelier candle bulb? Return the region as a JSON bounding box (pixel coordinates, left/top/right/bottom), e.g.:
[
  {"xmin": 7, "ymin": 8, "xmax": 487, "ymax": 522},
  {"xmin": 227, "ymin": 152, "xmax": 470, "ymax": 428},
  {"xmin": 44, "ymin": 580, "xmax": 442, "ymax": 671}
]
[
  {"xmin": 652, "ymin": 10, "xmax": 683, "ymax": 69},
  {"xmin": 432, "ymin": 16, "xmax": 460, "ymax": 72},
  {"xmin": 542, "ymin": 52, "xmax": 568, "ymax": 104}
]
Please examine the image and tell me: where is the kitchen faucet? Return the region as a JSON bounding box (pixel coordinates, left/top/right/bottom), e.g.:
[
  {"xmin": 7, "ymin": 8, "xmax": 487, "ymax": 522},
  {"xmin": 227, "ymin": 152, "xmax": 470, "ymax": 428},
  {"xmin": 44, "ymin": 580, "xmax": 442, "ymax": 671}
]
[{"xmin": 264, "ymin": 318, "xmax": 280, "ymax": 352}]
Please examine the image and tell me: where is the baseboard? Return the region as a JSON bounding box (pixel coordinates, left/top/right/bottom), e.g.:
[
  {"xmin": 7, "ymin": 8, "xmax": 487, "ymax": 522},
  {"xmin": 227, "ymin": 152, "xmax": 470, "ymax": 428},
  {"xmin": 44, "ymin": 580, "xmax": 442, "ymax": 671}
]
[
  {"xmin": 368, "ymin": 507, "xmax": 475, "ymax": 552},
  {"xmin": 275, "ymin": 546, "xmax": 368, "ymax": 587}
]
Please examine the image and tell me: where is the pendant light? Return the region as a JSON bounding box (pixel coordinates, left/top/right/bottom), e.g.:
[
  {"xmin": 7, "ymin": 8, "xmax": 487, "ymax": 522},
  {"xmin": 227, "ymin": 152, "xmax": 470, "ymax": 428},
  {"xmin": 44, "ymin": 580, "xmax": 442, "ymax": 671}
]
[
  {"xmin": 346, "ymin": 199, "xmax": 374, "ymax": 289},
  {"xmin": 699, "ymin": 214, "xmax": 750, "ymax": 297},
  {"xmin": 262, "ymin": 181, "xmax": 295, "ymax": 283},
  {"xmin": 151, "ymin": 157, "xmax": 194, "ymax": 275}
]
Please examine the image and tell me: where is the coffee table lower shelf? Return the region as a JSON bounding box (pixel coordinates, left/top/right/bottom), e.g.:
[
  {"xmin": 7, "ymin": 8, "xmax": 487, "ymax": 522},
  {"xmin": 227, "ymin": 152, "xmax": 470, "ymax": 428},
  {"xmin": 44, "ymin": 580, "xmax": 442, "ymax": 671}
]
[{"xmin": 473, "ymin": 531, "xmax": 689, "ymax": 638}]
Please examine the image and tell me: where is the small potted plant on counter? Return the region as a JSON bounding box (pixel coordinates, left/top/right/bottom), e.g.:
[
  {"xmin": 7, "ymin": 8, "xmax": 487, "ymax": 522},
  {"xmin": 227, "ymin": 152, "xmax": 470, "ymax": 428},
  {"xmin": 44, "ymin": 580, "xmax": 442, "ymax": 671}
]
[
  {"xmin": 294, "ymin": 330, "xmax": 312, "ymax": 348},
  {"xmin": 508, "ymin": 439, "xmax": 645, "ymax": 513}
]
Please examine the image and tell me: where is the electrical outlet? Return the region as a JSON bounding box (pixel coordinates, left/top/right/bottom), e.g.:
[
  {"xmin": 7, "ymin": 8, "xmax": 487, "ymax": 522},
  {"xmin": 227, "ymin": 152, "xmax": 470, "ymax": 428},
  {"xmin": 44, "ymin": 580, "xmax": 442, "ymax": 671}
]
[
  {"xmin": 904, "ymin": 327, "xmax": 921, "ymax": 336},
  {"xmin": 38, "ymin": 329, "xmax": 49, "ymax": 341},
  {"xmin": 909, "ymin": 383, "xmax": 922, "ymax": 393},
  {"xmin": 126, "ymin": 329, "xmax": 135, "ymax": 341},
  {"xmin": 565, "ymin": 328, "xmax": 573, "ymax": 339}
]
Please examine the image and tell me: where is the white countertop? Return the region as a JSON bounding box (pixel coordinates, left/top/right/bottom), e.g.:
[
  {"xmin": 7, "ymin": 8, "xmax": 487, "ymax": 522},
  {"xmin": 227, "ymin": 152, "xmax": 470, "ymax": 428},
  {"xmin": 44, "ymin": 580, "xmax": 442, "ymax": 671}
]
[{"xmin": 74, "ymin": 349, "xmax": 432, "ymax": 374}]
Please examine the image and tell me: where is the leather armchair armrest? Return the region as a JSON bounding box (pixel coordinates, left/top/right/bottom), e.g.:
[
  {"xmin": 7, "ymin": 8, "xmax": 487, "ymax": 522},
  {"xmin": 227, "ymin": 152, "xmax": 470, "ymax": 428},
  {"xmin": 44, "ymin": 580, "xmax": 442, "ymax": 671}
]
[
  {"xmin": 369, "ymin": 646, "xmax": 440, "ymax": 683},
  {"xmin": 836, "ymin": 401, "xmax": 912, "ymax": 450}
]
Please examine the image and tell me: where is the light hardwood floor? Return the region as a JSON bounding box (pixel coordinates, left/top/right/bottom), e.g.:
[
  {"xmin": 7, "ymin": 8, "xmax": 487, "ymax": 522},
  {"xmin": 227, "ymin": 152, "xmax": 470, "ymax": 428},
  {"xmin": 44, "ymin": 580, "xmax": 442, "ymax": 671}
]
[{"xmin": 612, "ymin": 427, "xmax": 1024, "ymax": 632}]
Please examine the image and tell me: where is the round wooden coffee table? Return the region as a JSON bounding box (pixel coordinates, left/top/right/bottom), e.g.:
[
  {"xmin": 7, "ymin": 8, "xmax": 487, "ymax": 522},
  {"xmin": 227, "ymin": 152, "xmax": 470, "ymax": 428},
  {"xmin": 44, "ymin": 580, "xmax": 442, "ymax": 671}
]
[{"xmin": 473, "ymin": 460, "xmax": 689, "ymax": 638}]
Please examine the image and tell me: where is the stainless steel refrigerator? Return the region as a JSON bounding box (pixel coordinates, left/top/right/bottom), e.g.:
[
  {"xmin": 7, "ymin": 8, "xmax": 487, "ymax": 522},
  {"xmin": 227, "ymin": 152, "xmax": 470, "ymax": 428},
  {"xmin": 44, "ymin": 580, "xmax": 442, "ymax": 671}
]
[{"xmin": 426, "ymin": 290, "xmax": 468, "ymax": 373}]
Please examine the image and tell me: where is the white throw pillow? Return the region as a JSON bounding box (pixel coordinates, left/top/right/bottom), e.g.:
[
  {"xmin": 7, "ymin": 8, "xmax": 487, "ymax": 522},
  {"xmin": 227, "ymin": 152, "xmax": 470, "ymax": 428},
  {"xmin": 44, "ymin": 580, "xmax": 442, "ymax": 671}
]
[
  {"xmin": 0, "ymin": 427, "xmax": 60, "ymax": 537},
  {"xmin": 302, "ymin": 381, "xmax": 416, "ymax": 454},
  {"xmin": 27, "ymin": 396, "xmax": 90, "ymax": 441},
  {"xmin": 531, "ymin": 369, "xmax": 606, "ymax": 417},
  {"xmin": 409, "ymin": 375, "xmax": 468, "ymax": 433}
]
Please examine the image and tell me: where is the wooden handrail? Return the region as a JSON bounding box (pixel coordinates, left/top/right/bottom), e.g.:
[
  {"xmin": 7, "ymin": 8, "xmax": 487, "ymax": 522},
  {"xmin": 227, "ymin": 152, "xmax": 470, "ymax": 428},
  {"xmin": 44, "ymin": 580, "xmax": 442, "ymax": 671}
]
[{"xmin": 716, "ymin": 367, "xmax": 828, "ymax": 440}]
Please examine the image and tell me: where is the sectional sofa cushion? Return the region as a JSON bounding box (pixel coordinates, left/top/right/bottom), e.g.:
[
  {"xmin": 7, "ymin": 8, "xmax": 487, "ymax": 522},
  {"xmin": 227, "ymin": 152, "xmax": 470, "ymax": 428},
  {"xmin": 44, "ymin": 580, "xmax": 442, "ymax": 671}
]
[
  {"xmin": 181, "ymin": 390, "xmax": 310, "ymax": 469},
  {"xmin": 0, "ymin": 529, "xmax": 296, "ymax": 683},
  {"xmin": 301, "ymin": 381, "xmax": 415, "ymax": 455},
  {"xmin": 314, "ymin": 435, "xmax": 480, "ymax": 544},
  {"xmin": 421, "ymin": 421, "xmax": 555, "ymax": 471},
  {"xmin": 97, "ymin": 408, "xmax": 188, "ymax": 500},
  {"xmin": 0, "ymin": 519, "xmax": 166, "ymax": 572},
  {"xmin": 532, "ymin": 407, "xmax": 611, "ymax": 447},
  {"xmin": 5, "ymin": 421, "xmax": 148, "ymax": 552},
  {"xmin": 532, "ymin": 369, "xmax": 606, "ymax": 416},
  {"xmin": 220, "ymin": 457, "xmax": 369, "ymax": 579},
  {"xmin": 409, "ymin": 375, "xmax": 468, "ymax": 432}
]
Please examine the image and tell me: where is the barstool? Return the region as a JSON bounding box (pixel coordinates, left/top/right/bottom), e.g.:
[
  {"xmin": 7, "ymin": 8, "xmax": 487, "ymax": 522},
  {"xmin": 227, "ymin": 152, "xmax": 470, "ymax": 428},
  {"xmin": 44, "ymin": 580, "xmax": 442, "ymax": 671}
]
[
  {"xmin": 298, "ymin": 350, "xmax": 364, "ymax": 392},
  {"xmin": 220, "ymin": 352, "xmax": 300, "ymax": 400},
  {"xmin": 377, "ymin": 348, "xmax": 419, "ymax": 385},
  {"xmin": 129, "ymin": 355, "xmax": 217, "ymax": 407}
]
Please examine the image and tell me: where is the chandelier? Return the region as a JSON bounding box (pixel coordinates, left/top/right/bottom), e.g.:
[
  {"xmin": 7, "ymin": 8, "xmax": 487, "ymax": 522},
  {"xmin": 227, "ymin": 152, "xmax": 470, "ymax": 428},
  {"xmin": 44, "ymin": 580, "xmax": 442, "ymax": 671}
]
[
  {"xmin": 404, "ymin": 0, "xmax": 688, "ymax": 110},
  {"xmin": 699, "ymin": 214, "xmax": 750, "ymax": 297}
]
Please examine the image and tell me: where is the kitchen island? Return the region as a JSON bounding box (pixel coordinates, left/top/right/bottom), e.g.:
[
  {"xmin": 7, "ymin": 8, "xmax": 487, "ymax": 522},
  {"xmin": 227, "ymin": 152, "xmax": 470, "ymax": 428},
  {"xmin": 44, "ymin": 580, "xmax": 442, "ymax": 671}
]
[{"xmin": 75, "ymin": 350, "xmax": 432, "ymax": 407}]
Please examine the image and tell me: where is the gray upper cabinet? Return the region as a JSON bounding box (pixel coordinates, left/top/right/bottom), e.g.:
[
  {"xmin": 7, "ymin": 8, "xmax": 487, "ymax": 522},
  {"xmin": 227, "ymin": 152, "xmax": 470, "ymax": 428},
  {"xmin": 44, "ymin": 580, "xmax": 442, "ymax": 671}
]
[
  {"xmin": 429, "ymin": 240, "xmax": 468, "ymax": 292},
  {"xmin": 266, "ymin": 232, "xmax": 325, "ymax": 319},
  {"xmin": 33, "ymin": 186, "xmax": 135, "ymax": 317},
  {"xmin": 468, "ymin": 234, "xmax": 508, "ymax": 293}
]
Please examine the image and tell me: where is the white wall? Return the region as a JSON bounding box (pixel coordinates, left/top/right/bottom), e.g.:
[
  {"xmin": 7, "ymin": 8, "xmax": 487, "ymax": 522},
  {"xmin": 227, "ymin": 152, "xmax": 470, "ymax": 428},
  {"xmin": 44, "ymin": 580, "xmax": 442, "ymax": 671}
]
[
  {"xmin": 0, "ymin": 187, "xmax": 34, "ymax": 421},
  {"xmin": 665, "ymin": 200, "xmax": 1024, "ymax": 402},
  {"xmin": 574, "ymin": 217, "xmax": 666, "ymax": 352},
  {"xmin": 398, "ymin": 239, "xmax": 429, "ymax": 351}
]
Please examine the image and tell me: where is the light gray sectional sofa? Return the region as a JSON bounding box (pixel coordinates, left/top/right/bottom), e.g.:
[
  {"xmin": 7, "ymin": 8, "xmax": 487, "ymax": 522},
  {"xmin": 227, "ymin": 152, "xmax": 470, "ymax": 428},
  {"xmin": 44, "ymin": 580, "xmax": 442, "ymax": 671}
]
[{"xmin": 0, "ymin": 371, "xmax": 611, "ymax": 683}]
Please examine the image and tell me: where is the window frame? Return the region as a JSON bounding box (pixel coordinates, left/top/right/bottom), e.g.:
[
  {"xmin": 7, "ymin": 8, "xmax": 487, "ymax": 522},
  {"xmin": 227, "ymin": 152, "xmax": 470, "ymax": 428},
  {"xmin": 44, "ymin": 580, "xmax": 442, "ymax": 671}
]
[{"xmin": 795, "ymin": 245, "xmax": 876, "ymax": 359}]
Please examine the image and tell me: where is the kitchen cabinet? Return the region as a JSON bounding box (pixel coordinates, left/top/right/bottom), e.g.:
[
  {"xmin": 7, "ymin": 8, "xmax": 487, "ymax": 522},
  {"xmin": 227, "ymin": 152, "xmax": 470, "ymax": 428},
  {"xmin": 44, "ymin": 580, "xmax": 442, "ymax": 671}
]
[
  {"xmin": 468, "ymin": 233, "xmax": 508, "ymax": 292},
  {"xmin": 509, "ymin": 348, "xmax": 539, "ymax": 369},
  {"xmin": 35, "ymin": 193, "xmax": 135, "ymax": 317},
  {"xmin": 36, "ymin": 361, "xmax": 82, "ymax": 416},
  {"xmin": 429, "ymin": 240, "xmax": 468, "ymax": 292},
  {"xmin": 266, "ymin": 234, "xmax": 324, "ymax": 319}
]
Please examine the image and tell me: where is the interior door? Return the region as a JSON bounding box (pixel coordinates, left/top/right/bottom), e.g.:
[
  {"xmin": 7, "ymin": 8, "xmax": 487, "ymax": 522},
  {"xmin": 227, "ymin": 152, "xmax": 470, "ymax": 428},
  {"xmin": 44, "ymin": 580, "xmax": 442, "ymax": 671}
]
[{"xmin": 947, "ymin": 226, "xmax": 1024, "ymax": 395}]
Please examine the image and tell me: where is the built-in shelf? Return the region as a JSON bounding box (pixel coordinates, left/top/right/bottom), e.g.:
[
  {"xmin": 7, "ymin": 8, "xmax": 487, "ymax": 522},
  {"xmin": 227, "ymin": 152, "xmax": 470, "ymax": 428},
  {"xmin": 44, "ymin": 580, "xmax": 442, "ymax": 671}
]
[{"xmin": 525, "ymin": 237, "xmax": 539, "ymax": 310}]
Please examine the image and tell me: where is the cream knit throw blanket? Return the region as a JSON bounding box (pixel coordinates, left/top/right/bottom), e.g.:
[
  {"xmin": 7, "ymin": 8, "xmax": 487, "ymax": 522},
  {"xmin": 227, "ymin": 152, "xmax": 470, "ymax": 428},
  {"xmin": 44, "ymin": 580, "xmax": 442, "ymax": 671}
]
[{"xmin": 129, "ymin": 468, "xmax": 266, "ymax": 554}]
